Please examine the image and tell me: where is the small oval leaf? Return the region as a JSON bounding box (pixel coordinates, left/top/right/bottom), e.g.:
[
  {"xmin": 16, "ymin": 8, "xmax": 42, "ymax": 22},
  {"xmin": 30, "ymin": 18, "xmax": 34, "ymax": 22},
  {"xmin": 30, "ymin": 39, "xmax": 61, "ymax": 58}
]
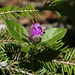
[{"xmin": 41, "ymin": 28, "xmax": 67, "ymax": 43}]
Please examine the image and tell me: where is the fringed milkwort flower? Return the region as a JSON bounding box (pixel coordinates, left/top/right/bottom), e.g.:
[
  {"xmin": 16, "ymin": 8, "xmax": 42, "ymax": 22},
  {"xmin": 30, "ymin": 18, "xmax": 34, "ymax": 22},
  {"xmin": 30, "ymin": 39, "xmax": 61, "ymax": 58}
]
[{"xmin": 23, "ymin": 23, "xmax": 44, "ymax": 42}]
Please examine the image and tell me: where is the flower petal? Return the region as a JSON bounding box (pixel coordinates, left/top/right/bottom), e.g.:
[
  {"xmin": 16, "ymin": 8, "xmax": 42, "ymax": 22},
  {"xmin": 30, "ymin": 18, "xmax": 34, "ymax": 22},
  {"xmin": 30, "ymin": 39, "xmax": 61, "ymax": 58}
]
[
  {"xmin": 31, "ymin": 23, "xmax": 43, "ymax": 37},
  {"xmin": 33, "ymin": 23, "xmax": 41, "ymax": 28},
  {"xmin": 37, "ymin": 27, "xmax": 43, "ymax": 35},
  {"xmin": 23, "ymin": 33, "xmax": 32, "ymax": 42},
  {"xmin": 31, "ymin": 27, "xmax": 37, "ymax": 37}
]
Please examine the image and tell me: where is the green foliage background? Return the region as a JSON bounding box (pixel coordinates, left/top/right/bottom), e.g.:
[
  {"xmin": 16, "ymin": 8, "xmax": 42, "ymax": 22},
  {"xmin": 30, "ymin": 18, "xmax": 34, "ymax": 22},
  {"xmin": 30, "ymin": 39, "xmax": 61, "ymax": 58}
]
[{"xmin": 0, "ymin": 0, "xmax": 75, "ymax": 75}]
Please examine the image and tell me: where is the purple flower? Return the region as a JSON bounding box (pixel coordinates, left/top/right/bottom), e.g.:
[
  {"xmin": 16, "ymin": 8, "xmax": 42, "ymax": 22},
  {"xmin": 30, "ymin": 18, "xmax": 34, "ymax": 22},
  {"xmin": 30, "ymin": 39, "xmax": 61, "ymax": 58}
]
[{"xmin": 23, "ymin": 23, "xmax": 43, "ymax": 42}]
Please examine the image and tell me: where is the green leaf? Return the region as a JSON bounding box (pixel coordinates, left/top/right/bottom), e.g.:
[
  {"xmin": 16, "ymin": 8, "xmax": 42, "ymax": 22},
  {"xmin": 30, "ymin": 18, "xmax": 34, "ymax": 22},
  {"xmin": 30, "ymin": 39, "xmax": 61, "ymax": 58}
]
[
  {"xmin": 41, "ymin": 28, "xmax": 67, "ymax": 43},
  {"xmin": 8, "ymin": 13, "xmax": 17, "ymax": 21},
  {"xmin": 5, "ymin": 19, "xmax": 29, "ymax": 43},
  {"xmin": 1, "ymin": 69, "xmax": 6, "ymax": 75},
  {"xmin": 21, "ymin": 46, "xmax": 30, "ymax": 52},
  {"xmin": 42, "ymin": 0, "xmax": 75, "ymax": 15},
  {"xmin": 0, "ymin": 5, "xmax": 41, "ymax": 23}
]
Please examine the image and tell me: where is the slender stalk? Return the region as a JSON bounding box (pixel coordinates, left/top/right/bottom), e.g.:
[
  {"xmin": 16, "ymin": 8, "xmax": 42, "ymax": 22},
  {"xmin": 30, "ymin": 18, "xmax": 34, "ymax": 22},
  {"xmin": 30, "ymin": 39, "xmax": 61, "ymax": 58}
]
[
  {"xmin": 0, "ymin": 10, "xmax": 38, "ymax": 15},
  {"xmin": 0, "ymin": 61, "xmax": 35, "ymax": 75},
  {"xmin": 31, "ymin": 48, "xmax": 34, "ymax": 70},
  {"xmin": 53, "ymin": 60, "xmax": 75, "ymax": 65}
]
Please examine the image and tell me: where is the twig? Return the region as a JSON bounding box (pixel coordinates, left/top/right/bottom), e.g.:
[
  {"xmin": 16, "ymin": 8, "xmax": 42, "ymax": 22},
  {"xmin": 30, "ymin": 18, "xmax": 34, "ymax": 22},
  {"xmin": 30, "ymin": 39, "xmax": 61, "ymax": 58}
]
[
  {"xmin": 0, "ymin": 10, "xmax": 38, "ymax": 15},
  {"xmin": 6, "ymin": 67, "xmax": 35, "ymax": 75},
  {"xmin": 0, "ymin": 40, "xmax": 17, "ymax": 44},
  {"xmin": 0, "ymin": 40, "xmax": 17, "ymax": 42},
  {"xmin": 53, "ymin": 60, "xmax": 75, "ymax": 66},
  {"xmin": 1, "ymin": 60, "xmax": 75, "ymax": 74},
  {"xmin": 0, "ymin": 66, "xmax": 34, "ymax": 75},
  {"xmin": 0, "ymin": 61, "xmax": 35, "ymax": 75}
]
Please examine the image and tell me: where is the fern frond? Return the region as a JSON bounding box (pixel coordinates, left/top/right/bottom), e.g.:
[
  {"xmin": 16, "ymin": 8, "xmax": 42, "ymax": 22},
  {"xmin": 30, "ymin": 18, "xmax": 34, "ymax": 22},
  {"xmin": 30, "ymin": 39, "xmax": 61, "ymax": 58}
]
[
  {"xmin": 0, "ymin": 5, "xmax": 41, "ymax": 23},
  {"xmin": 0, "ymin": 28, "xmax": 15, "ymax": 43},
  {"xmin": 42, "ymin": 0, "xmax": 74, "ymax": 15},
  {"xmin": 62, "ymin": 48, "xmax": 75, "ymax": 62},
  {"xmin": 36, "ymin": 59, "xmax": 75, "ymax": 75},
  {"xmin": 0, "ymin": 61, "xmax": 34, "ymax": 75},
  {"xmin": 0, "ymin": 42, "xmax": 34, "ymax": 75},
  {"xmin": 0, "ymin": 45, "xmax": 8, "ymax": 61},
  {"xmin": 35, "ymin": 40, "xmax": 68, "ymax": 61}
]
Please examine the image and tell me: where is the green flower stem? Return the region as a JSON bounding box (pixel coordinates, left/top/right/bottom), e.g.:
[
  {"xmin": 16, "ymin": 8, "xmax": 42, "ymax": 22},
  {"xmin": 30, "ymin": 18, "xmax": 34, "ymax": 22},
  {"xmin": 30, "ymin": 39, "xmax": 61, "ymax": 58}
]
[
  {"xmin": 31, "ymin": 45, "xmax": 36, "ymax": 70},
  {"xmin": 31, "ymin": 48, "xmax": 34, "ymax": 70},
  {"xmin": 31, "ymin": 50, "xmax": 34, "ymax": 70}
]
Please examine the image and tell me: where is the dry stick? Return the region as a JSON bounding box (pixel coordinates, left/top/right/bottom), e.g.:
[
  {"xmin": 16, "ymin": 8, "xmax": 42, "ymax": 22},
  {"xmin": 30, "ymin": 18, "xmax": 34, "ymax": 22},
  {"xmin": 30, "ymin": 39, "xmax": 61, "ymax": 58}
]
[{"xmin": 53, "ymin": 60, "xmax": 75, "ymax": 66}]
